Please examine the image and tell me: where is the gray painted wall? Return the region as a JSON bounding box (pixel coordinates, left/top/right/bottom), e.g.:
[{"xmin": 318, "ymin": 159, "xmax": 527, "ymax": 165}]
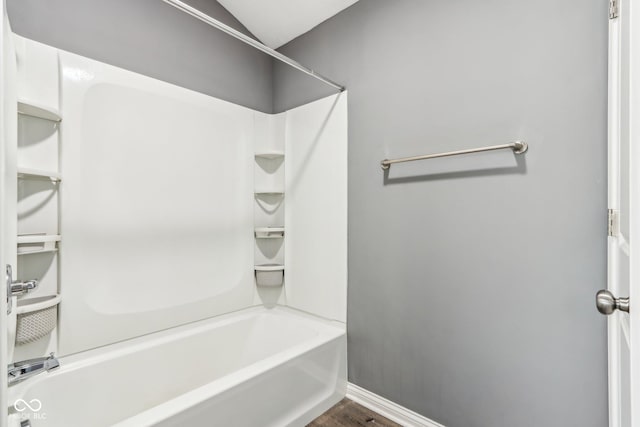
[
  {"xmin": 7, "ymin": 0, "xmax": 273, "ymax": 112},
  {"xmin": 274, "ymin": 1, "xmax": 609, "ymax": 426}
]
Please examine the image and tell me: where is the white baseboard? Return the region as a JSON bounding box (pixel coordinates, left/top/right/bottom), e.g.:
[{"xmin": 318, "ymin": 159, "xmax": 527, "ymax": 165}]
[{"xmin": 346, "ymin": 383, "xmax": 446, "ymax": 427}]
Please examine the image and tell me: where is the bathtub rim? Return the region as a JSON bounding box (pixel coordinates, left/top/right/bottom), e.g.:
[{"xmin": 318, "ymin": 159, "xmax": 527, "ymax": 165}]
[
  {"xmin": 8, "ymin": 305, "xmax": 346, "ymax": 407},
  {"xmin": 114, "ymin": 326, "xmax": 346, "ymax": 427}
]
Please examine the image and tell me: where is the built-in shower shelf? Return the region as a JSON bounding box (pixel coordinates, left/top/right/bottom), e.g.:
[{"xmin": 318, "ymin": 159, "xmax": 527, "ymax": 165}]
[
  {"xmin": 15, "ymin": 294, "xmax": 61, "ymax": 345},
  {"xmin": 17, "ymin": 98, "xmax": 62, "ymax": 122},
  {"xmin": 16, "ymin": 294, "xmax": 61, "ymax": 315},
  {"xmin": 254, "ymin": 264, "xmax": 285, "ymax": 271},
  {"xmin": 17, "ymin": 248, "xmax": 58, "ymax": 256},
  {"xmin": 255, "ymin": 227, "xmax": 284, "ymax": 239},
  {"xmin": 255, "ymin": 191, "xmax": 284, "ymax": 197},
  {"xmin": 254, "ymin": 264, "xmax": 284, "ymax": 287},
  {"xmin": 17, "ymin": 234, "xmax": 61, "ymax": 254},
  {"xmin": 255, "ymin": 151, "xmax": 284, "ymax": 160},
  {"xmin": 17, "ymin": 167, "xmax": 61, "ymax": 182}
]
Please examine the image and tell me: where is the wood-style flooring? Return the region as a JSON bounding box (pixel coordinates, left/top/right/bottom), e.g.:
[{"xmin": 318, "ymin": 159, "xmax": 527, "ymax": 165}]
[{"xmin": 308, "ymin": 398, "xmax": 403, "ymax": 427}]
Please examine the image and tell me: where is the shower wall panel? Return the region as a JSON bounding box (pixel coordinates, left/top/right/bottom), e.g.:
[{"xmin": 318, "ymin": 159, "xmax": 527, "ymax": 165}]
[
  {"xmin": 58, "ymin": 50, "xmax": 256, "ymax": 355},
  {"xmin": 284, "ymin": 93, "xmax": 348, "ymax": 322}
]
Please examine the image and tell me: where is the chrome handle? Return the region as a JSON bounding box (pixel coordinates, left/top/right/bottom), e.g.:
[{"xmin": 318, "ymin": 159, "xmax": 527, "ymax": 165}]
[
  {"xmin": 8, "ymin": 353, "xmax": 60, "ymax": 385},
  {"xmin": 596, "ymin": 289, "xmax": 630, "ymax": 315},
  {"xmin": 10, "ymin": 279, "xmax": 38, "ymax": 296},
  {"xmin": 5, "ymin": 264, "xmax": 39, "ymax": 315},
  {"xmin": 6, "ymin": 264, "xmax": 12, "ymax": 315}
]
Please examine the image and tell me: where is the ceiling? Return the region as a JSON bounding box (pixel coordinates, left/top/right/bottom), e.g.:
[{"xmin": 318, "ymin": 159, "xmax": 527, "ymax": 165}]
[{"xmin": 216, "ymin": 0, "xmax": 360, "ymax": 49}]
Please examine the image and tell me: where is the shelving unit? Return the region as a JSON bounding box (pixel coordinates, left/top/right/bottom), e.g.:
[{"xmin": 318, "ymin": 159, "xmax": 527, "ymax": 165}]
[
  {"xmin": 13, "ymin": 92, "xmax": 62, "ymax": 357},
  {"xmin": 254, "ymin": 131, "xmax": 285, "ymax": 288},
  {"xmin": 17, "ymin": 98, "xmax": 62, "ymax": 122},
  {"xmin": 10, "ymin": 38, "xmax": 66, "ymax": 360}
]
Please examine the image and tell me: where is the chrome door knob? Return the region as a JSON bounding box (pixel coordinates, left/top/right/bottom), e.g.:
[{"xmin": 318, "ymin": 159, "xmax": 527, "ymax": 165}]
[{"xmin": 596, "ymin": 289, "xmax": 630, "ymax": 315}]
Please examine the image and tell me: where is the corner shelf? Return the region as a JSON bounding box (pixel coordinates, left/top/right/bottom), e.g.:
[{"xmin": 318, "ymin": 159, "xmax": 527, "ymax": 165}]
[
  {"xmin": 254, "ymin": 264, "xmax": 284, "ymax": 287},
  {"xmin": 255, "ymin": 151, "xmax": 284, "ymax": 160},
  {"xmin": 15, "ymin": 294, "xmax": 61, "ymax": 346},
  {"xmin": 16, "ymin": 294, "xmax": 61, "ymax": 315},
  {"xmin": 17, "ymin": 167, "xmax": 61, "ymax": 183},
  {"xmin": 255, "ymin": 191, "xmax": 284, "ymax": 197},
  {"xmin": 17, "ymin": 248, "xmax": 58, "ymax": 256},
  {"xmin": 254, "ymin": 264, "xmax": 285, "ymax": 272},
  {"xmin": 17, "ymin": 98, "xmax": 62, "ymax": 122},
  {"xmin": 254, "ymin": 146, "xmax": 285, "ymax": 286},
  {"xmin": 255, "ymin": 227, "xmax": 284, "ymax": 239},
  {"xmin": 17, "ymin": 234, "xmax": 61, "ymax": 255}
]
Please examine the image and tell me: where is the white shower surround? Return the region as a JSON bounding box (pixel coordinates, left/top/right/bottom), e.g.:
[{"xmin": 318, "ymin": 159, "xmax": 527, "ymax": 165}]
[
  {"xmin": 9, "ymin": 35, "xmax": 348, "ymax": 426},
  {"xmin": 59, "ymin": 49, "xmax": 257, "ymax": 354}
]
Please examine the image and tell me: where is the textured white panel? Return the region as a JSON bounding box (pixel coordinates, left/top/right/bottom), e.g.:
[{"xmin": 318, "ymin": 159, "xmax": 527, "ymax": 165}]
[
  {"xmin": 58, "ymin": 51, "xmax": 255, "ymax": 355},
  {"xmin": 217, "ymin": 0, "xmax": 359, "ymax": 48},
  {"xmin": 285, "ymin": 93, "xmax": 348, "ymax": 322}
]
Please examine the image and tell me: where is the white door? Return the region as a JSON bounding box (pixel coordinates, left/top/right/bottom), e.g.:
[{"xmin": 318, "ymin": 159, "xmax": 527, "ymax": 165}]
[
  {"xmin": 0, "ymin": 1, "xmax": 16, "ymax": 426},
  {"xmin": 600, "ymin": 0, "xmax": 639, "ymax": 426}
]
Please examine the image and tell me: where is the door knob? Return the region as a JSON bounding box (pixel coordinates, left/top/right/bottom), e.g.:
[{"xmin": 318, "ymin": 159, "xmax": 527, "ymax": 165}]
[{"xmin": 596, "ymin": 289, "xmax": 630, "ymax": 315}]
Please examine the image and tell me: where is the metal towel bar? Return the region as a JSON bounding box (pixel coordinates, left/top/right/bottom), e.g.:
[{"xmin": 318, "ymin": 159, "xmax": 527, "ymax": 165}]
[{"xmin": 380, "ymin": 141, "xmax": 528, "ymax": 170}]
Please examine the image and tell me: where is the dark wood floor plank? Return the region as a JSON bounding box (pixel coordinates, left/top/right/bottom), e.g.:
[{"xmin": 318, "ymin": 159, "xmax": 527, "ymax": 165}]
[{"xmin": 308, "ymin": 398, "xmax": 403, "ymax": 427}]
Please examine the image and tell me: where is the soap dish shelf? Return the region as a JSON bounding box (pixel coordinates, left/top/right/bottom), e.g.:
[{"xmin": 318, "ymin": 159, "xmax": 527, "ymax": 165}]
[
  {"xmin": 255, "ymin": 264, "xmax": 284, "ymax": 287},
  {"xmin": 17, "ymin": 99, "xmax": 62, "ymax": 122},
  {"xmin": 255, "ymin": 264, "xmax": 285, "ymax": 271},
  {"xmin": 255, "ymin": 151, "xmax": 284, "ymax": 160},
  {"xmin": 255, "ymin": 191, "xmax": 284, "ymax": 197},
  {"xmin": 255, "ymin": 227, "xmax": 284, "ymax": 239},
  {"xmin": 17, "ymin": 234, "xmax": 61, "ymax": 255},
  {"xmin": 15, "ymin": 294, "xmax": 61, "ymax": 345},
  {"xmin": 17, "ymin": 167, "xmax": 61, "ymax": 182}
]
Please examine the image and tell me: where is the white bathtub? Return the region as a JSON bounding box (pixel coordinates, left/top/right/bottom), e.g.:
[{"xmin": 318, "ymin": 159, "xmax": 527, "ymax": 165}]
[{"xmin": 7, "ymin": 307, "xmax": 347, "ymax": 427}]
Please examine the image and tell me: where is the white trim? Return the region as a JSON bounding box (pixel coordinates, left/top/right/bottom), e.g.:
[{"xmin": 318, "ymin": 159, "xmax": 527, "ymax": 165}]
[
  {"xmin": 346, "ymin": 383, "xmax": 446, "ymax": 427},
  {"xmin": 628, "ymin": 0, "xmax": 640, "ymax": 423}
]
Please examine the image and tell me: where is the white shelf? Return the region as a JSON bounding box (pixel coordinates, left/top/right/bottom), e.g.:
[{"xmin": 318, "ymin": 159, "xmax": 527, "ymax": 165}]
[
  {"xmin": 255, "ymin": 227, "xmax": 284, "ymax": 239},
  {"xmin": 17, "ymin": 248, "xmax": 58, "ymax": 256},
  {"xmin": 254, "ymin": 264, "xmax": 285, "ymax": 272},
  {"xmin": 18, "ymin": 234, "xmax": 61, "ymax": 244},
  {"xmin": 255, "ymin": 191, "xmax": 284, "ymax": 197},
  {"xmin": 254, "ymin": 264, "xmax": 284, "ymax": 287},
  {"xmin": 17, "ymin": 234, "xmax": 61, "ymax": 254},
  {"xmin": 15, "ymin": 294, "xmax": 61, "ymax": 315},
  {"xmin": 17, "ymin": 167, "xmax": 61, "ymax": 182},
  {"xmin": 255, "ymin": 151, "xmax": 284, "ymax": 160},
  {"xmin": 17, "ymin": 98, "xmax": 62, "ymax": 122}
]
